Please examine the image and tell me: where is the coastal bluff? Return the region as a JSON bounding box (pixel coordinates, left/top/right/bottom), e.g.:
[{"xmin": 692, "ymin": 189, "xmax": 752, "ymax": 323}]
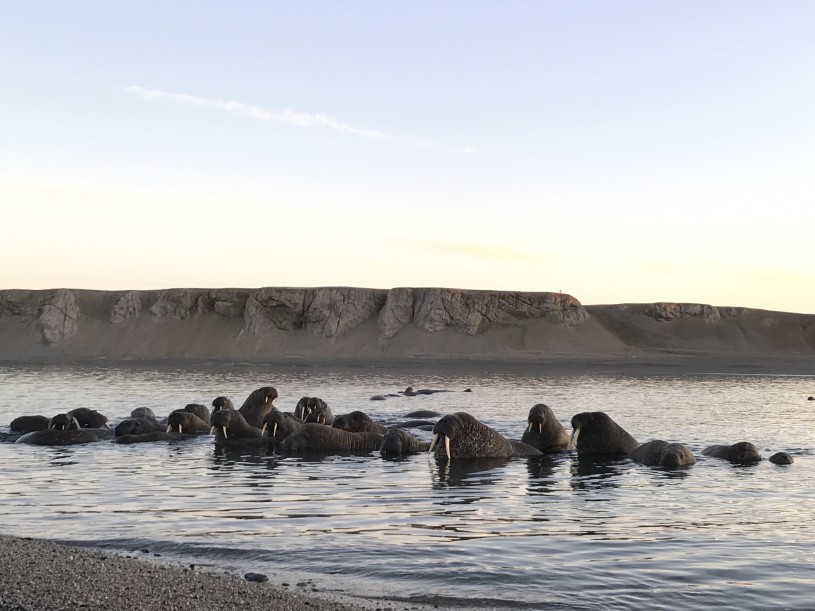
[{"xmin": 0, "ymin": 287, "xmax": 813, "ymax": 363}]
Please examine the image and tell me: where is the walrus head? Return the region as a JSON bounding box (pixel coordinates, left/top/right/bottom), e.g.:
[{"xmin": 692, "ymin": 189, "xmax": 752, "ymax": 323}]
[
  {"xmin": 49, "ymin": 413, "xmax": 81, "ymax": 431},
  {"xmin": 527, "ymin": 403, "xmax": 554, "ymax": 434},
  {"xmin": 166, "ymin": 410, "xmax": 202, "ymax": 434},
  {"xmin": 261, "ymin": 407, "xmax": 286, "ymax": 438},
  {"xmin": 730, "ymin": 441, "xmax": 762, "ymax": 463},
  {"xmin": 429, "ymin": 414, "xmax": 462, "ymax": 459},
  {"xmin": 68, "ymin": 408, "xmax": 109, "ymax": 429},
  {"xmin": 332, "ymin": 411, "xmax": 372, "ymax": 432},
  {"xmin": 659, "ymin": 443, "xmax": 697, "ymax": 467},
  {"xmin": 294, "ymin": 397, "xmax": 310, "ymax": 420},
  {"xmin": 211, "ymin": 396, "xmax": 234, "ymax": 412},
  {"xmin": 209, "ymin": 409, "xmax": 235, "ymax": 439},
  {"xmin": 569, "ymin": 411, "xmax": 604, "ymax": 446}
]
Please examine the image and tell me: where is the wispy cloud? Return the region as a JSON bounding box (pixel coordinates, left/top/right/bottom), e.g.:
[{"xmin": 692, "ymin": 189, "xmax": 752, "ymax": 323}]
[{"xmin": 126, "ymin": 85, "xmax": 475, "ymax": 154}]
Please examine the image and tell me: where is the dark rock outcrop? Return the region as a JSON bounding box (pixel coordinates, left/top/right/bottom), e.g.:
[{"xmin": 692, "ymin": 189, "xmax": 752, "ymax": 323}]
[
  {"xmin": 379, "ymin": 288, "xmax": 588, "ymax": 338},
  {"xmin": 243, "ymin": 287, "xmax": 387, "ymax": 338}
]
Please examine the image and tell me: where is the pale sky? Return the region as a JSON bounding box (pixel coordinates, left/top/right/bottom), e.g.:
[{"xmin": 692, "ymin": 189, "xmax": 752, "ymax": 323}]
[{"xmin": 2, "ymin": 2, "xmax": 814, "ymax": 313}]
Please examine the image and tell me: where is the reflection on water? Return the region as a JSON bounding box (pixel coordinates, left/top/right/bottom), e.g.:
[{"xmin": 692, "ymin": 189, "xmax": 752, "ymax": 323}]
[
  {"xmin": 431, "ymin": 456, "xmax": 510, "ymax": 487},
  {"xmin": 0, "ymin": 363, "xmax": 814, "ymax": 610}
]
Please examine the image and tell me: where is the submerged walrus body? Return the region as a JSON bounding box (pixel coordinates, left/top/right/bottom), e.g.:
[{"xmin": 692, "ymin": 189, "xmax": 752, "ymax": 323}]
[
  {"xmin": 332, "ymin": 411, "xmax": 388, "ymax": 434},
  {"xmin": 629, "ymin": 440, "xmax": 696, "ymax": 468},
  {"xmin": 702, "ymin": 442, "xmax": 762, "ymax": 464},
  {"xmin": 281, "ymin": 423, "xmax": 383, "ymax": 454},
  {"xmin": 380, "ymin": 428, "xmax": 430, "ymax": 455},
  {"xmin": 430, "ymin": 412, "xmax": 541, "ymax": 460}
]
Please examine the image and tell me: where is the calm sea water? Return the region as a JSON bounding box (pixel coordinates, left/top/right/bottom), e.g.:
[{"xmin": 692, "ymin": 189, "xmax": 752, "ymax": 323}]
[{"xmin": 0, "ymin": 363, "xmax": 813, "ymax": 610}]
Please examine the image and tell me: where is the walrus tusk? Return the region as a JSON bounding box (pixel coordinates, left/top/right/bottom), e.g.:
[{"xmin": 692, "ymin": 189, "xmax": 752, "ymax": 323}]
[
  {"xmin": 209, "ymin": 426, "xmax": 215, "ymax": 435},
  {"xmin": 166, "ymin": 425, "xmax": 172, "ymax": 433},
  {"xmin": 261, "ymin": 423, "xmax": 268, "ymax": 436},
  {"xmin": 428, "ymin": 434, "xmax": 439, "ymax": 453},
  {"xmin": 526, "ymin": 423, "xmax": 532, "ymax": 433},
  {"xmin": 273, "ymin": 423, "xmax": 277, "ymax": 438},
  {"xmin": 221, "ymin": 426, "xmax": 228, "ymax": 439},
  {"xmin": 444, "ymin": 436, "xmax": 451, "ymax": 459},
  {"xmin": 539, "ymin": 423, "xmax": 543, "ymax": 434},
  {"xmin": 178, "ymin": 425, "xmax": 182, "ymax": 434},
  {"xmin": 570, "ymin": 427, "xmax": 580, "ymax": 446}
]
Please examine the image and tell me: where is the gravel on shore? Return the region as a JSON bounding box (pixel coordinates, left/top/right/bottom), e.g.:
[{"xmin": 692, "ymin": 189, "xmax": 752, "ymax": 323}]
[{"xmin": 0, "ymin": 535, "xmax": 378, "ymax": 611}]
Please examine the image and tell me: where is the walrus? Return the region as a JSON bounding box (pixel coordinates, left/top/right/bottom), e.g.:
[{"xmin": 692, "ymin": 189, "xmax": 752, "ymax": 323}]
[
  {"xmin": 9, "ymin": 415, "xmax": 50, "ymax": 434},
  {"xmin": 403, "ymin": 410, "xmax": 442, "ymax": 419},
  {"xmin": 702, "ymin": 441, "xmax": 762, "ymax": 463},
  {"xmin": 280, "ymin": 423, "xmax": 383, "ymax": 453},
  {"xmin": 182, "ymin": 404, "xmax": 211, "ymax": 424},
  {"xmin": 210, "ymin": 409, "xmax": 264, "ymax": 444},
  {"xmin": 68, "ymin": 408, "xmax": 109, "ymax": 429},
  {"xmin": 166, "ymin": 410, "xmax": 211, "ymax": 434},
  {"xmin": 380, "ymin": 428, "xmax": 430, "ymax": 455},
  {"xmin": 769, "ymin": 452, "xmax": 794, "ymax": 465},
  {"xmin": 130, "ymin": 407, "xmax": 157, "ymax": 420},
  {"xmin": 238, "ymin": 386, "xmax": 278, "ymax": 428},
  {"xmin": 212, "ymin": 396, "xmax": 234, "ymax": 412},
  {"xmin": 332, "ymin": 411, "xmax": 388, "ymax": 434},
  {"xmin": 16, "ymin": 414, "xmax": 99, "ymax": 445},
  {"xmin": 260, "ymin": 407, "xmax": 304, "ymax": 445},
  {"xmin": 294, "ymin": 397, "xmax": 310, "ymax": 420},
  {"xmin": 304, "ymin": 400, "xmax": 333, "ymax": 425},
  {"xmin": 570, "ymin": 412, "xmax": 639, "ymax": 457},
  {"xmin": 115, "ymin": 416, "xmax": 164, "ymax": 437},
  {"xmin": 629, "ymin": 440, "xmax": 696, "ymax": 467},
  {"xmin": 521, "ymin": 404, "xmax": 572, "ymax": 453},
  {"xmin": 429, "ymin": 412, "xmax": 542, "ymax": 460}
]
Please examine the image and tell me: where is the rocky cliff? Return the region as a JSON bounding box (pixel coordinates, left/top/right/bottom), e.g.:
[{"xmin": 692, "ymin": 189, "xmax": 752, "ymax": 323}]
[{"xmin": 0, "ymin": 287, "xmax": 813, "ymax": 362}]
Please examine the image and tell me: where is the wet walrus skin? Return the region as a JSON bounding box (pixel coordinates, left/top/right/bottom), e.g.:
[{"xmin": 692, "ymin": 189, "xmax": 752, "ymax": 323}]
[
  {"xmin": 16, "ymin": 414, "xmax": 99, "ymax": 445},
  {"xmin": 281, "ymin": 423, "xmax": 383, "ymax": 453},
  {"xmin": 237, "ymin": 386, "xmax": 279, "ymax": 429},
  {"xmin": 629, "ymin": 440, "xmax": 696, "ymax": 467},
  {"xmin": 521, "ymin": 404, "xmax": 572, "ymax": 453},
  {"xmin": 380, "ymin": 428, "xmax": 430, "ymax": 456},
  {"xmin": 570, "ymin": 412, "xmax": 639, "ymax": 457},
  {"xmin": 332, "ymin": 411, "xmax": 388, "ymax": 434},
  {"xmin": 702, "ymin": 441, "xmax": 762, "ymax": 463},
  {"xmin": 430, "ymin": 412, "xmax": 542, "ymax": 460},
  {"xmin": 210, "ymin": 409, "xmax": 264, "ymax": 443}
]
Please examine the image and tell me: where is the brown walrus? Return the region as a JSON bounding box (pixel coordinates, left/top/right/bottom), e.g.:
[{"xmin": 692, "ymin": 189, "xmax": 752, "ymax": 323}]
[
  {"xmin": 570, "ymin": 412, "xmax": 638, "ymax": 457},
  {"xmin": 430, "ymin": 412, "xmax": 541, "ymax": 460}
]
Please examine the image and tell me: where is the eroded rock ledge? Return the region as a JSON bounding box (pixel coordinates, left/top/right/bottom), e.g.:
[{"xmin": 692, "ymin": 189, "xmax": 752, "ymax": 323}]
[
  {"xmin": 0, "ymin": 287, "xmax": 588, "ymax": 344},
  {"xmin": 1, "ymin": 288, "xmax": 813, "ymax": 360}
]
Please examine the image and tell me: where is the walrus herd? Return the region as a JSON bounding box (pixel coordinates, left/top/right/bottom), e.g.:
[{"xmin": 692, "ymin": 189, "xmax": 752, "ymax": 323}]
[{"xmin": 3, "ymin": 386, "xmax": 796, "ymax": 467}]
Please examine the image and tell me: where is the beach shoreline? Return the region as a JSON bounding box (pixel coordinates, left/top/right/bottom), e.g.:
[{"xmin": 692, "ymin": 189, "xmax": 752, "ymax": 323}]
[{"xmin": 0, "ymin": 534, "xmax": 480, "ymax": 611}]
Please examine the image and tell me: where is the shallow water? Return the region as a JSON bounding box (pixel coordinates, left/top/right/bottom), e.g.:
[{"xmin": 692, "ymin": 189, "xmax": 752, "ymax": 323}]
[{"xmin": 0, "ymin": 363, "xmax": 813, "ymax": 610}]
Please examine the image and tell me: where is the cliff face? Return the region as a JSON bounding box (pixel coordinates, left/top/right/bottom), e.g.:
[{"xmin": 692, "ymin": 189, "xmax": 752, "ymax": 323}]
[{"xmin": 0, "ymin": 287, "xmax": 813, "ymax": 362}]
